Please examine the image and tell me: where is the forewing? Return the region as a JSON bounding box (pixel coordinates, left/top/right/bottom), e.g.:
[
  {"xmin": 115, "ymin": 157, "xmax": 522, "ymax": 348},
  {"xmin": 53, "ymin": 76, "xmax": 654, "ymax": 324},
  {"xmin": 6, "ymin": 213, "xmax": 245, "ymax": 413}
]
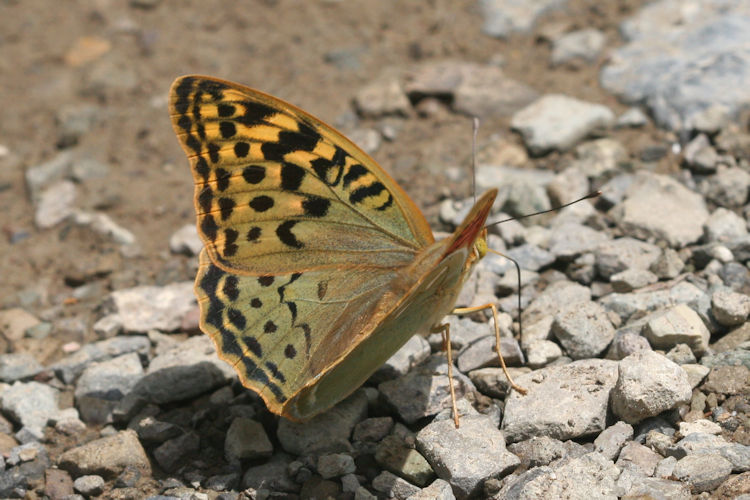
[{"xmin": 169, "ymin": 76, "xmax": 434, "ymax": 274}]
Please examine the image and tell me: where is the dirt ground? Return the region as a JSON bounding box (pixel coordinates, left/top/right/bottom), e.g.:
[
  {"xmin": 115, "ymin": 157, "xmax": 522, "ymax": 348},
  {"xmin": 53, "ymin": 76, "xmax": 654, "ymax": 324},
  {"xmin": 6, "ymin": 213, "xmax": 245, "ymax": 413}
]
[{"xmin": 0, "ymin": 0, "xmax": 654, "ymax": 361}]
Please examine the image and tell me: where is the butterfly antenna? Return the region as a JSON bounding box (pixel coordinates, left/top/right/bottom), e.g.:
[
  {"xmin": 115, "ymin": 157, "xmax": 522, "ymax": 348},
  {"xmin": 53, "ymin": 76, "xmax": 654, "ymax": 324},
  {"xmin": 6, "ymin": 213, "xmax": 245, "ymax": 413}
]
[
  {"xmin": 471, "ymin": 117, "xmax": 479, "ymax": 204},
  {"xmin": 488, "ymin": 249, "xmax": 524, "ymax": 338},
  {"xmin": 486, "ymin": 190, "xmax": 602, "ymax": 228}
]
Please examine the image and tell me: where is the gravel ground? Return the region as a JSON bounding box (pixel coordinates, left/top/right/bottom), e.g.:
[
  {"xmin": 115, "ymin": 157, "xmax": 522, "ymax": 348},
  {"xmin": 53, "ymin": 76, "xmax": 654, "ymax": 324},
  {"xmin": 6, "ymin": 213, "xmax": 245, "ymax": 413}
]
[{"xmin": 0, "ymin": 0, "xmax": 749, "ymax": 499}]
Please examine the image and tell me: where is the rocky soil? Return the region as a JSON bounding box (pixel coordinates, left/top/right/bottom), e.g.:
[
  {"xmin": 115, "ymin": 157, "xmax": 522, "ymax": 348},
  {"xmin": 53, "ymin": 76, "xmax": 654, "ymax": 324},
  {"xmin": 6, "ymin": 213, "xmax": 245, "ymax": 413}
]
[{"xmin": 0, "ymin": 0, "xmax": 748, "ymax": 499}]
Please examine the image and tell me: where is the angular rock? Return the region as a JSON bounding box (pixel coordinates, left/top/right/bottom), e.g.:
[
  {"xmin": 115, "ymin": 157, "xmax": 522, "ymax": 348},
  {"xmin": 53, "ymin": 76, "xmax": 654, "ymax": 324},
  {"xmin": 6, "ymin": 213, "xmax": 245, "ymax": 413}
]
[
  {"xmin": 610, "ymin": 172, "xmax": 708, "ymax": 247},
  {"xmin": 224, "ymin": 418, "xmax": 273, "ymax": 462},
  {"xmin": 277, "ymin": 389, "xmax": 367, "ymax": 455},
  {"xmin": 375, "ymin": 434, "xmax": 435, "ymax": 487},
  {"xmin": 58, "ymin": 429, "xmax": 150, "ymax": 478},
  {"xmin": 593, "ymin": 421, "xmax": 634, "ymax": 461},
  {"xmin": 551, "ymin": 301, "xmax": 615, "ymax": 359},
  {"xmin": 551, "ymin": 28, "xmax": 606, "ymax": 65},
  {"xmin": 108, "ymin": 282, "xmax": 195, "ymax": 333},
  {"xmin": 0, "ymin": 381, "xmax": 59, "ymax": 438},
  {"xmin": 611, "ymin": 351, "xmax": 692, "ymax": 424},
  {"xmin": 74, "ymin": 352, "xmax": 144, "ymax": 424},
  {"xmin": 511, "ymin": 94, "xmax": 615, "ymax": 155},
  {"xmin": 643, "ymin": 303, "xmax": 711, "ymax": 355},
  {"xmin": 416, "ymin": 415, "xmax": 519, "ymax": 498},
  {"xmin": 502, "ymin": 359, "xmax": 618, "ymax": 442},
  {"xmin": 673, "ymin": 453, "xmax": 732, "ymax": 493}
]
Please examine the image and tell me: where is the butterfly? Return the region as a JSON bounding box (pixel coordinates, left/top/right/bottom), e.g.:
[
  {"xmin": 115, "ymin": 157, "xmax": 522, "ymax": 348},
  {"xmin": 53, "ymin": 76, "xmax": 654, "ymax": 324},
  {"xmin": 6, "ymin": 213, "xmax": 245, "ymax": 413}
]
[{"xmin": 168, "ymin": 76, "xmax": 522, "ymax": 423}]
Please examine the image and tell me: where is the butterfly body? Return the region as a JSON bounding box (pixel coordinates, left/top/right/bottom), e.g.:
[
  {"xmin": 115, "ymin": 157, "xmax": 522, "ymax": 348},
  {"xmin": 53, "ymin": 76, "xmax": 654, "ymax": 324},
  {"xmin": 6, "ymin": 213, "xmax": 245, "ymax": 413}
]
[{"xmin": 170, "ymin": 76, "xmax": 497, "ymax": 420}]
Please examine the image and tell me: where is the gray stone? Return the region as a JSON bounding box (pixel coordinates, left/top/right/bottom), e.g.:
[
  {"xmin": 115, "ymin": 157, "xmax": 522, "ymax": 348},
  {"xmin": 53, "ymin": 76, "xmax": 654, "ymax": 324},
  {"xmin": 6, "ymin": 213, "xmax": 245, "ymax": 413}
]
[
  {"xmin": 0, "ymin": 381, "xmax": 59, "ymax": 437},
  {"xmin": 507, "ymin": 435, "xmax": 567, "ymax": 467},
  {"xmin": 153, "ymin": 431, "xmax": 200, "ymax": 472},
  {"xmin": 610, "ymin": 269, "xmax": 658, "ymax": 292},
  {"xmin": 505, "ymin": 244, "xmax": 555, "ymax": 272},
  {"xmin": 479, "ymin": 0, "xmax": 567, "ymax": 38},
  {"xmin": 551, "ymin": 301, "xmax": 615, "ymax": 359},
  {"xmin": 616, "ymin": 107, "xmax": 649, "ymax": 128},
  {"xmin": 379, "ymin": 355, "xmax": 475, "ymax": 424},
  {"xmin": 616, "ymin": 441, "xmax": 662, "ymax": 476},
  {"xmin": 702, "ymin": 365, "xmax": 750, "ymax": 395},
  {"xmin": 650, "ymin": 248, "xmax": 685, "ymax": 280},
  {"xmin": 371, "ymin": 470, "xmax": 420, "ymax": 499},
  {"xmin": 547, "ymin": 222, "xmax": 610, "ymax": 260},
  {"xmin": 406, "ymin": 479, "xmax": 456, "ymax": 500},
  {"xmin": 573, "ymin": 138, "xmax": 627, "ymax": 178},
  {"xmin": 681, "ymin": 363, "xmax": 710, "ymax": 389},
  {"xmin": 241, "ymin": 453, "xmax": 298, "ymax": 492},
  {"xmin": 35, "ymin": 180, "xmax": 76, "ymax": 228},
  {"xmin": 416, "ymin": 415, "xmax": 519, "ymax": 498},
  {"xmin": 684, "ymin": 134, "xmax": 720, "ymax": 174},
  {"xmin": 511, "ymin": 94, "xmax": 615, "ymax": 155},
  {"xmin": 375, "ymin": 434, "xmax": 435, "ymax": 487},
  {"xmin": 678, "ymin": 419, "xmax": 722, "ymax": 438},
  {"xmin": 277, "ymin": 389, "xmax": 367, "ymax": 455},
  {"xmin": 452, "ymin": 65, "xmax": 538, "ymax": 118},
  {"xmin": 600, "ymin": 281, "xmax": 706, "ymax": 324},
  {"xmin": 168, "ymin": 224, "xmax": 203, "ymax": 256},
  {"xmin": 551, "ymin": 28, "xmax": 606, "ymax": 66},
  {"xmin": 665, "ymin": 343, "xmax": 697, "ymax": 365},
  {"xmin": 354, "ymin": 76, "xmax": 410, "ymax": 117},
  {"xmin": 605, "ymin": 331, "xmax": 651, "ymax": 361},
  {"xmin": 610, "ymin": 172, "xmax": 708, "ymax": 248},
  {"xmin": 704, "ymin": 208, "xmax": 748, "ymax": 243},
  {"xmin": 524, "ymin": 340, "xmax": 562, "ymax": 368},
  {"xmin": 594, "ymin": 237, "xmax": 661, "ymax": 280},
  {"xmin": 108, "ymin": 282, "xmax": 195, "ymax": 333},
  {"xmin": 58, "ymin": 429, "xmax": 151, "ymax": 479},
  {"xmin": 675, "ymin": 432, "xmax": 750, "ymax": 473},
  {"xmin": 468, "ymin": 366, "xmax": 531, "ymax": 399},
  {"xmin": 673, "ymin": 453, "xmax": 732, "ymax": 493},
  {"xmin": 134, "ymin": 335, "xmax": 235, "ymax": 404},
  {"xmin": 456, "ymin": 335, "xmax": 523, "ymax": 373},
  {"xmin": 704, "ymin": 166, "xmax": 750, "ymax": 207},
  {"xmin": 494, "ymin": 452, "xmax": 620, "ymax": 499},
  {"xmin": 643, "ymin": 303, "xmax": 711, "ymax": 355},
  {"xmin": 352, "ymin": 416, "xmax": 393, "ymax": 443},
  {"xmin": 74, "ymin": 352, "xmax": 144, "ymax": 424},
  {"xmin": 73, "ymin": 475, "xmax": 105, "ymax": 496},
  {"xmin": 501, "ymin": 359, "xmax": 618, "ymax": 442},
  {"xmin": 71, "ymin": 211, "xmax": 135, "ymax": 246},
  {"xmin": 601, "ymin": 4, "xmax": 750, "ymax": 132},
  {"xmin": 611, "ymin": 351, "xmax": 692, "ymax": 424},
  {"xmin": 372, "ymin": 335, "xmax": 431, "ymax": 383},
  {"xmin": 317, "ymin": 453, "xmax": 356, "ymax": 479},
  {"xmin": 593, "ymin": 421, "xmax": 634, "ymax": 461},
  {"xmin": 70, "ymin": 156, "xmax": 109, "ymax": 181},
  {"xmin": 0, "ymin": 353, "xmax": 43, "ymax": 382},
  {"xmin": 51, "ymin": 336, "xmax": 150, "ymax": 384},
  {"xmin": 224, "ymin": 418, "xmax": 273, "ymax": 462},
  {"xmin": 130, "ymin": 415, "xmax": 180, "ymax": 443},
  {"xmin": 711, "ymin": 288, "xmax": 750, "ymax": 327},
  {"xmin": 616, "ymin": 468, "xmax": 690, "ymax": 499}
]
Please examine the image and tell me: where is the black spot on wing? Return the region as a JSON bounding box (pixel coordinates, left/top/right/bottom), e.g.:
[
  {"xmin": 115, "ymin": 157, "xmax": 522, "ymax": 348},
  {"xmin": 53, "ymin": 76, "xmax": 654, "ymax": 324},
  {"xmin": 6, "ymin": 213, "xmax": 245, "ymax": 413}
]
[
  {"xmin": 264, "ymin": 320, "xmax": 277, "ymax": 333},
  {"xmin": 227, "ymin": 308, "xmax": 246, "ymax": 330},
  {"xmin": 222, "ymin": 276, "xmax": 239, "ymax": 301},
  {"xmin": 265, "ymin": 361, "xmax": 286, "ymax": 383},
  {"xmin": 258, "ymin": 275, "xmax": 274, "ymax": 287},
  {"xmin": 242, "ymin": 165, "xmax": 265, "ymax": 184},
  {"xmin": 223, "ymin": 228, "xmax": 238, "ymax": 257},
  {"xmin": 302, "ymin": 195, "xmax": 330, "ymax": 217},
  {"xmin": 280, "ymin": 163, "xmax": 305, "ymax": 191},
  {"xmin": 242, "ymin": 335, "xmax": 262, "ymax": 357},
  {"xmin": 284, "ymin": 344, "xmax": 296, "ymax": 359},
  {"xmin": 249, "ymin": 195, "xmax": 274, "ymax": 212},
  {"xmin": 217, "ymin": 103, "xmax": 235, "ymax": 117},
  {"xmin": 237, "ymin": 100, "xmax": 277, "ymax": 127},
  {"xmin": 219, "ymin": 121, "xmax": 236, "ymax": 138},
  {"xmin": 201, "ymin": 215, "xmax": 218, "ymax": 241},
  {"xmin": 215, "ymin": 168, "xmax": 231, "ymax": 191},
  {"xmin": 207, "ymin": 143, "xmax": 220, "ymax": 163},
  {"xmin": 276, "ymin": 220, "xmax": 303, "ymax": 249},
  {"xmin": 247, "ymin": 226, "xmax": 261, "ymax": 242},
  {"xmin": 218, "ymin": 197, "xmax": 235, "ymax": 220},
  {"xmin": 198, "ymin": 187, "xmax": 213, "ymax": 214},
  {"xmin": 173, "ymin": 77, "xmax": 194, "ymax": 115},
  {"xmin": 234, "ymin": 142, "xmax": 250, "ymax": 158}
]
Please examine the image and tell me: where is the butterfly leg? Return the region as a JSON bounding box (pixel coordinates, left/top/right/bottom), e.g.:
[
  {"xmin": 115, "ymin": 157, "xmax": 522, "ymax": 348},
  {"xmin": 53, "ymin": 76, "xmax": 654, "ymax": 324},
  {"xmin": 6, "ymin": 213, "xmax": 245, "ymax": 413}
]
[
  {"xmin": 431, "ymin": 323, "xmax": 461, "ymax": 428},
  {"xmin": 452, "ymin": 303, "xmax": 528, "ymax": 395}
]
